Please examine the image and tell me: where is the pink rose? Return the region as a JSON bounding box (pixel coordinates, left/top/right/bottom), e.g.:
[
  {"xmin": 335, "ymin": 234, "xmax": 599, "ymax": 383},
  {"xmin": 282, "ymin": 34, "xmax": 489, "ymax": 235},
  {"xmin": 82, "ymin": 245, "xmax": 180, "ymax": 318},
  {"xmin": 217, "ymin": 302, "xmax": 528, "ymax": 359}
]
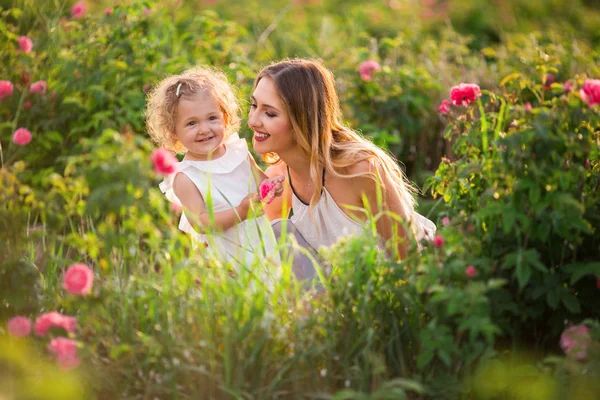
[
  {"xmin": 441, "ymin": 216, "xmax": 450, "ymax": 226},
  {"xmin": 466, "ymin": 265, "xmax": 476, "ymax": 277},
  {"xmin": 580, "ymin": 79, "xmax": 600, "ymax": 108},
  {"xmin": 450, "ymin": 83, "xmax": 482, "ymax": 107},
  {"xmin": 105, "ymin": 7, "xmax": 113, "ymax": 16},
  {"xmin": 151, "ymin": 148, "xmax": 178, "ymax": 176},
  {"xmin": 359, "ymin": 60, "xmax": 381, "ymax": 82},
  {"xmin": 524, "ymin": 102, "xmax": 532, "ymax": 113},
  {"xmin": 71, "ymin": 1, "xmax": 88, "ymax": 19},
  {"xmin": 560, "ymin": 324, "xmax": 591, "ymax": 361},
  {"xmin": 438, "ymin": 99, "xmax": 451, "ymax": 115},
  {"xmin": 63, "ymin": 263, "xmax": 94, "ymax": 295},
  {"xmin": 34, "ymin": 312, "xmax": 77, "ymax": 336},
  {"xmin": 433, "ymin": 235, "xmax": 444, "ymax": 248},
  {"xmin": 0, "ymin": 80, "xmax": 14, "ymax": 100},
  {"xmin": 259, "ymin": 180, "xmax": 276, "ymax": 204},
  {"xmin": 48, "ymin": 337, "xmax": 80, "ymax": 370},
  {"xmin": 563, "ymin": 81, "xmax": 573, "ymax": 92},
  {"xmin": 30, "ymin": 80, "xmax": 48, "ymax": 94},
  {"xmin": 7, "ymin": 316, "xmax": 31, "ymax": 337},
  {"xmin": 17, "ymin": 36, "xmax": 33, "ymax": 54},
  {"xmin": 12, "ymin": 128, "xmax": 32, "ymax": 146}
]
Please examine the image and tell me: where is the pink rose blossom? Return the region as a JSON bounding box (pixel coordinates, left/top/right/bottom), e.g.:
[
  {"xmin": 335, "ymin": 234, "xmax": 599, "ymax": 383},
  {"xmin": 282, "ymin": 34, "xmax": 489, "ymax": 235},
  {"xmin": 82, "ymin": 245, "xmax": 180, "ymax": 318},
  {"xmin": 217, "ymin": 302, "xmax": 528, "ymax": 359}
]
[
  {"xmin": 24, "ymin": 100, "xmax": 31, "ymax": 109},
  {"xmin": 524, "ymin": 102, "xmax": 532, "ymax": 113},
  {"xmin": 7, "ymin": 316, "xmax": 31, "ymax": 337},
  {"xmin": 105, "ymin": 7, "xmax": 113, "ymax": 16},
  {"xmin": 17, "ymin": 36, "xmax": 33, "ymax": 54},
  {"xmin": 438, "ymin": 99, "xmax": 451, "ymax": 115},
  {"xmin": 12, "ymin": 128, "xmax": 32, "ymax": 146},
  {"xmin": 466, "ymin": 265, "xmax": 476, "ymax": 277},
  {"xmin": 71, "ymin": 1, "xmax": 88, "ymax": 19},
  {"xmin": 359, "ymin": 60, "xmax": 381, "ymax": 82},
  {"xmin": 580, "ymin": 79, "xmax": 600, "ymax": 108},
  {"xmin": 30, "ymin": 80, "xmax": 48, "ymax": 94},
  {"xmin": 151, "ymin": 148, "xmax": 178, "ymax": 176},
  {"xmin": 450, "ymin": 83, "xmax": 482, "ymax": 107},
  {"xmin": 259, "ymin": 180, "xmax": 276, "ymax": 204},
  {"xmin": 441, "ymin": 216, "xmax": 450, "ymax": 226},
  {"xmin": 48, "ymin": 337, "xmax": 80, "ymax": 370},
  {"xmin": 560, "ymin": 324, "xmax": 591, "ymax": 361},
  {"xmin": 63, "ymin": 263, "xmax": 94, "ymax": 295},
  {"xmin": 34, "ymin": 312, "xmax": 77, "ymax": 336},
  {"xmin": 563, "ymin": 82, "xmax": 573, "ymax": 92},
  {"xmin": 433, "ymin": 235, "xmax": 444, "ymax": 248},
  {"xmin": 0, "ymin": 80, "xmax": 14, "ymax": 100}
]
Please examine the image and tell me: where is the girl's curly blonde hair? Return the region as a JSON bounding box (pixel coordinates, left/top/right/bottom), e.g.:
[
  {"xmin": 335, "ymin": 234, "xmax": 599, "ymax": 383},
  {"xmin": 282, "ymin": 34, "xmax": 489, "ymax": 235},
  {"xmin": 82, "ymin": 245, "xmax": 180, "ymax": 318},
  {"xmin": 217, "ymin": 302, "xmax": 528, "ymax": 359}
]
[{"xmin": 145, "ymin": 67, "xmax": 241, "ymax": 153}]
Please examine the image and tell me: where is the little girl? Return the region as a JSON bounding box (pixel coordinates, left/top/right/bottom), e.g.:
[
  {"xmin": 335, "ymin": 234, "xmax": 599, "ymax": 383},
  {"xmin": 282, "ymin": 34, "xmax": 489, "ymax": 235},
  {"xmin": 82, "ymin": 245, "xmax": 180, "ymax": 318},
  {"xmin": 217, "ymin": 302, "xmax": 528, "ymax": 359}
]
[{"xmin": 146, "ymin": 67, "xmax": 284, "ymax": 268}]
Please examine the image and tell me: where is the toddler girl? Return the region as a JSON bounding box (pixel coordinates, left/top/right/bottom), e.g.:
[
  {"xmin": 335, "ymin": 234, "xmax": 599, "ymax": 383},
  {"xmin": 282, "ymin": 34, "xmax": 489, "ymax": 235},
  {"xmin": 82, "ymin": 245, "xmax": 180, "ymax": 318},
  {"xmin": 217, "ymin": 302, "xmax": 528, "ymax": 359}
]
[{"xmin": 146, "ymin": 67, "xmax": 283, "ymax": 268}]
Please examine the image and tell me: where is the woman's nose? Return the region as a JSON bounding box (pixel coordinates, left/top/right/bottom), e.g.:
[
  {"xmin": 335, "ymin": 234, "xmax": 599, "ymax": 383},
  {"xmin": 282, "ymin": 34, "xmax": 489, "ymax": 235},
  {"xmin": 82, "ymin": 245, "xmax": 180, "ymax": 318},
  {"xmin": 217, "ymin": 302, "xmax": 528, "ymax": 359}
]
[{"xmin": 248, "ymin": 110, "xmax": 259, "ymax": 129}]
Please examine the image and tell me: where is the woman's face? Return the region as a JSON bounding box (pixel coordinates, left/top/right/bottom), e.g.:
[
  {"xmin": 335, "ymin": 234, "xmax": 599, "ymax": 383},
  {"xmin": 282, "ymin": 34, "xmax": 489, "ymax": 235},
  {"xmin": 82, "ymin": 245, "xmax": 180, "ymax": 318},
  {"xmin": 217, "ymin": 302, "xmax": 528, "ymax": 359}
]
[{"xmin": 248, "ymin": 77, "xmax": 296, "ymax": 155}]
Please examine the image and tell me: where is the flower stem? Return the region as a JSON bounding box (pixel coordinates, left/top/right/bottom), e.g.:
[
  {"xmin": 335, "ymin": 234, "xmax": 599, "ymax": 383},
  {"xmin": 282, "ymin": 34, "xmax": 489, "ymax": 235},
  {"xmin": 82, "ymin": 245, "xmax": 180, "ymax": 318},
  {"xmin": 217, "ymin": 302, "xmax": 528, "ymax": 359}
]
[{"xmin": 477, "ymin": 98, "xmax": 488, "ymax": 155}]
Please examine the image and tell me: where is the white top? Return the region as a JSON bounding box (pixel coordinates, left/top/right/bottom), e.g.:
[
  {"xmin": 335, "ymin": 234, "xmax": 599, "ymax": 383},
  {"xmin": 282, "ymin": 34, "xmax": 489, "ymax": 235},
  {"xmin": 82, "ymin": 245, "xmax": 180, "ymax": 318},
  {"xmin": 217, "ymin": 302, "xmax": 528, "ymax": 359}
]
[
  {"xmin": 159, "ymin": 133, "xmax": 279, "ymax": 269},
  {"xmin": 288, "ymin": 172, "xmax": 436, "ymax": 251}
]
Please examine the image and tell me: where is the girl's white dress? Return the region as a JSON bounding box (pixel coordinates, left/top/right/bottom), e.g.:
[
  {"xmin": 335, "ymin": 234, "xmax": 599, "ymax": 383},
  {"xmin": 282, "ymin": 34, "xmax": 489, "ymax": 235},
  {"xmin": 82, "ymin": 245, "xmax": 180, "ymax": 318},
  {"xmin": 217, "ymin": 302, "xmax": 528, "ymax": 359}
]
[{"xmin": 159, "ymin": 133, "xmax": 279, "ymax": 269}]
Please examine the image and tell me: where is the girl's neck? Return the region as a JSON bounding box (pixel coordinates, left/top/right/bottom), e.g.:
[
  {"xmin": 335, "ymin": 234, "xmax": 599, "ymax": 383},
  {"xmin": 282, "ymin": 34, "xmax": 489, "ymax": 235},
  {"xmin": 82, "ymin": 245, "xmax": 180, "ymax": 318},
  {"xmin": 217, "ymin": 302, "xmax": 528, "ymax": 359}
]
[{"xmin": 184, "ymin": 144, "xmax": 226, "ymax": 161}]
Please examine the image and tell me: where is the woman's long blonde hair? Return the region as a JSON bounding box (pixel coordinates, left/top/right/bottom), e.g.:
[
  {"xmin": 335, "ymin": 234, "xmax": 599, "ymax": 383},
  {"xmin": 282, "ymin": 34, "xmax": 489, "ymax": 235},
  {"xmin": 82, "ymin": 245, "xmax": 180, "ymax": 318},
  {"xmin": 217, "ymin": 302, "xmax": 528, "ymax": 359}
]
[{"xmin": 255, "ymin": 58, "xmax": 418, "ymax": 223}]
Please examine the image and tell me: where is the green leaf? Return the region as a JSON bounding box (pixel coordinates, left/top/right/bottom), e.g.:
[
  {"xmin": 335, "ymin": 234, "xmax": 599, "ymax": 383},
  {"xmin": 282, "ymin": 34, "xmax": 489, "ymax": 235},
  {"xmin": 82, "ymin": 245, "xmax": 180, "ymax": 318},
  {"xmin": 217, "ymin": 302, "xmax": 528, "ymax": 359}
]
[
  {"xmin": 561, "ymin": 294, "xmax": 581, "ymax": 314},
  {"xmin": 564, "ymin": 262, "xmax": 600, "ymax": 284}
]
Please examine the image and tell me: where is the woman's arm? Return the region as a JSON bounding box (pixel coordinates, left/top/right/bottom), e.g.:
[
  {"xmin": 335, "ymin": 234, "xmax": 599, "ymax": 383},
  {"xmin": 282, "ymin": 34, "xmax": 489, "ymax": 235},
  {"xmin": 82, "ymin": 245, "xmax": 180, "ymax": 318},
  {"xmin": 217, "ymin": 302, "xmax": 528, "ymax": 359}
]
[
  {"xmin": 351, "ymin": 161, "xmax": 411, "ymax": 260},
  {"xmin": 173, "ymin": 173, "xmax": 260, "ymax": 233}
]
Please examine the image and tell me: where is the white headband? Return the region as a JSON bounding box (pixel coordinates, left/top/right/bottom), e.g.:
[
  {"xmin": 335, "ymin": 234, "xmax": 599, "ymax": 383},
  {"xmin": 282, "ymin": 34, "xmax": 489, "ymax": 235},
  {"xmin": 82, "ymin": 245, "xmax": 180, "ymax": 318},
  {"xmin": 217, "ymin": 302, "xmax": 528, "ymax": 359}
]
[{"xmin": 176, "ymin": 82, "xmax": 182, "ymax": 98}]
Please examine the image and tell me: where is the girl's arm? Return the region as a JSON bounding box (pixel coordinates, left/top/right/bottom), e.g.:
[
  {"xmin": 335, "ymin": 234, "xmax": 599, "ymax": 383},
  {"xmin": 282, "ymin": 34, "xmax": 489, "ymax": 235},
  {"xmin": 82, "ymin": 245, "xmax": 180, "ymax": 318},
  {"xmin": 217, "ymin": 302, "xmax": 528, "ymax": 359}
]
[
  {"xmin": 173, "ymin": 173, "xmax": 260, "ymax": 233},
  {"xmin": 351, "ymin": 161, "xmax": 410, "ymax": 260}
]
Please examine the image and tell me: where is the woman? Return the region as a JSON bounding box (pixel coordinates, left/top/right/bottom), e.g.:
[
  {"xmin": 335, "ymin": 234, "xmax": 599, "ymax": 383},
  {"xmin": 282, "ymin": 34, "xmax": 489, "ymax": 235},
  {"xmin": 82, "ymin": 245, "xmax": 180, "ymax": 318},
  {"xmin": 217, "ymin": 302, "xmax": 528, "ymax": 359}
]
[{"xmin": 248, "ymin": 58, "xmax": 435, "ymax": 266}]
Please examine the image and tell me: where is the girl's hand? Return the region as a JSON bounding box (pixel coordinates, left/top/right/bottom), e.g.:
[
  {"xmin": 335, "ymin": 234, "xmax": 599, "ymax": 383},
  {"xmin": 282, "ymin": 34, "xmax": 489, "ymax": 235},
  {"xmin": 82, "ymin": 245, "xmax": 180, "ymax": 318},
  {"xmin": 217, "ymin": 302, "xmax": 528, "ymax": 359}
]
[
  {"xmin": 236, "ymin": 193, "xmax": 263, "ymax": 220},
  {"xmin": 259, "ymin": 175, "xmax": 285, "ymax": 204}
]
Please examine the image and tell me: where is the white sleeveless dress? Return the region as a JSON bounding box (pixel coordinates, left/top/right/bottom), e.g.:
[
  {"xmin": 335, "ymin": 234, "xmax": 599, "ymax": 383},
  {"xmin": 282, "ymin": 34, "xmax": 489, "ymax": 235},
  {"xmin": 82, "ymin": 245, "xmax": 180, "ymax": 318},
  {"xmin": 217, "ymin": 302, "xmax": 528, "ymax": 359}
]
[{"xmin": 159, "ymin": 133, "xmax": 279, "ymax": 269}]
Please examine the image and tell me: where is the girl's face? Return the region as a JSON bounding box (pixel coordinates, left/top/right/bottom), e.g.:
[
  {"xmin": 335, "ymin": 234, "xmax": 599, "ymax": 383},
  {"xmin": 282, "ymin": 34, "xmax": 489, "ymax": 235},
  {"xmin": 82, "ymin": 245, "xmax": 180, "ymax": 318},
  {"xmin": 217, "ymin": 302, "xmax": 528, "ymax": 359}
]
[
  {"xmin": 174, "ymin": 91, "xmax": 227, "ymax": 161},
  {"xmin": 248, "ymin": 77, "xmax": 295, "ymax": 155}
]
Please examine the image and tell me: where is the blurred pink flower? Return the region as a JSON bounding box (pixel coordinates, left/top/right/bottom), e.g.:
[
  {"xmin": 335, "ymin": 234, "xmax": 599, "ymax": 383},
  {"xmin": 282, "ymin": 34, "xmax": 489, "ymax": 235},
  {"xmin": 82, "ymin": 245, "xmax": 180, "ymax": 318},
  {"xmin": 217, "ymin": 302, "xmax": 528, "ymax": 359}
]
[
  {"xmin": 63, "ymin": 263, "xmax": 94, "ymax": 295},
  {"xmin": 71, "ymin": 1, "xmax": 88, "ymax": 19},
  {"xmin": 35, "ymin": 312, "xmax": 77, "ymax": 336},
  {"xmin": 259, "ymin": 180, "xmax": 276, "ymax": 204},
  {"xmin": 171, "ymin": 201, "xmax": 182, "ymax": 213},
  {"xmin": 560, "ymin": 324, "xmax": 591, "ymax": 361},
  {"xmin": 105, "ymin": 7, "xmax": 113, "ymax": 16},
  {"xmin": 143, "ymin": 7, "xmax": 152, "ymax": 16},
  {"xmin": 359, "ymin": 60, "xmax": 381, "ymax": 82},
  {"xmin": 433, "ymin": 235, "xmax": 444, "ymax": 248},
  {"xmin": 48, "ymin": 337, "xmax": 80, "ymax": 370},
  {"xmin": 441, "ymin": 216, "xmax": 450, "ymax": 226},
  {"xmin": 17, "ymin": 36, "xmax": 33, "ymax": 54},
  {"xmin": 563, "ymin": 81, "xmax": 573, "ymax": 92},
  {"xmin": 580, "ymin": 79, "xmax": 600, "ymax": 108},
  {"xmin": 24, "ymin": 100, "xmax": 31, "ymax": 109},
  {"xmin": 450, "ymin": 83, "xmax": 481, "ymax": 107},
  {"xmin": 0, "ymin": 80, "xmax": 14, "ymax": 99},
  {"xmin": 151, "ymin": 148, "xmax": 177, "ymax": 176},
  {"xmin": 12, "ymin": 128, "xmax": 32, "ymax": 146},
  {"xmin": 466, "ymin": 265, "xmax": 476, "ymax": 277},
  {"xmin": 7, "ymin": 316, "xmax": 31, "ymax": 337},
  {"xmin": 438, "ymin": 99, "xmax": 451, "ymax": 115},
  {"xmin": 524, "ymin": 102, "xmax": 532, "ymax": 113},
  {"xmin": 30, "ymin": 80, "xmax": 48, "ymax": 94}
]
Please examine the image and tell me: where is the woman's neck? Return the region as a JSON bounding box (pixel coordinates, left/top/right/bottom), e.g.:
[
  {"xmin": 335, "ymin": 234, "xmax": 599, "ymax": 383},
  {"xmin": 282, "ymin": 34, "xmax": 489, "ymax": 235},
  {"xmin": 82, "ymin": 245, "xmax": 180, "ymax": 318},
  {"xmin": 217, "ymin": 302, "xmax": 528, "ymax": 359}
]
[{"xmin": 279, "ymin": 149, "xmax": 313, "ymax": 181}]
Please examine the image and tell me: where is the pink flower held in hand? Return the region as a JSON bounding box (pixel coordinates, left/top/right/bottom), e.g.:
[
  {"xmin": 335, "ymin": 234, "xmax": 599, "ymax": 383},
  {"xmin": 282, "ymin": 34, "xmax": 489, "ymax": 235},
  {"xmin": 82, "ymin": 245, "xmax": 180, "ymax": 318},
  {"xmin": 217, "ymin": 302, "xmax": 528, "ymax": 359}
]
[
  {"xmin": 560, "ymin": 324, "xmax": 591, "ymax": 361},
  {"xmin": 433, "ymin": 235, "xmax": 444, "ymax": 248},
  {"xmin": 438, "ymin": 99, "xmax": 451, "ymax": 115},
  {"xmin": 7, "ymin": 316, "xmax": 31, "ymax": 337},
  {"xmin": 13, "ymin": 128, "xmax": 32, "ymax": 146},
  {"xmin": 0, "ymin": 81, "xmax": 14, "ymax": 99},
  {"xmin": 466, "ymin": 265, "xmax": 476, "ymax": 277},
  {"xmin": 260, "ymin": 180, "xmax": 276, "ymax": 204},
  {"xmin": 18, "ymin": 36, "xmax": 33, "ymax": 54},
  {"xmin": 359, "ymin": 60, "xmax": 381, "ymax": 82},
  {"xmin": 35, "ymin": 312, "xmax": 77, "ymax": 336},
  {"xmin": 48, "ymin": 337, "xmax": 81, "ymax": 370},
  {"xmin": 30, "ymin": 80, "xmax": 48, "ymax": 94},
  {"xmin": 580, "ymin": 79, "xmax": 600, "ymax": 108},
  {"xmin": 63, "ymin": 263, "xmax": 94, "ymax": 295},
  {"xmin": 450, "ymin": 83, "xmax": 482, "ymax": 107},
  {"xmin": 151, "ymin": 148, "xmax": 177, "ymax": 176},
  {"xmin": 71, "ymin": 1, "xmax": 88, "ymax": 19}
]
